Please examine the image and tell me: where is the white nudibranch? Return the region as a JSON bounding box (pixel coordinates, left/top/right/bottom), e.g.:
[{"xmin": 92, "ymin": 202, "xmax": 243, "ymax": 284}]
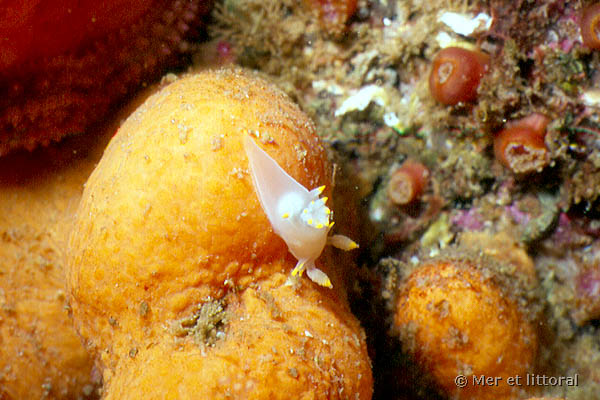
[{"xmin": 244, "ymin": 136, "xmax": 358, "ymax": 288}]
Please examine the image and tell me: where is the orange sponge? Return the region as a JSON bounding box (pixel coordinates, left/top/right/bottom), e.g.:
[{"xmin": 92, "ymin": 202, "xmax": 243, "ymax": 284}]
[
  {"xmin": 394, "ymin": 257, "xmax": 537, "ymax": 400},
  {"xmin": 0, "ymin": 133, "xmax": 109, "ymax": 399},
  {"xmin": 67, "ymin": 68, "xmax": 372, "ymax": 398}
]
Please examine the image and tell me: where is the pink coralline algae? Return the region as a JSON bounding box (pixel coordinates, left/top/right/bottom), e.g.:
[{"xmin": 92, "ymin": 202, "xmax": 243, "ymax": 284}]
[{"xmin": 450, "ymin": 209, "xmax": 485, "ymax": 231}]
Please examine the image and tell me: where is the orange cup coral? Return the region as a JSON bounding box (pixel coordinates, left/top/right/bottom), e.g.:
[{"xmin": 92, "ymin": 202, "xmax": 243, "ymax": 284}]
[
  {"xmin": 493, "ymin": 113, "xmax": 550, "ymax": 174},
  {"xmin": 66, "ymin": 68, "xmax": 372, "ymax": 399},
  {"xmin": 429, "ymin": 46, "xmax": 489, "ymax": 106},
  {"xmin": 387, "ymin": 159, "xmax": 430, "ymax": 206},
  {"xmin": 580, "ymin": 3, "xmax": 600, "ymax": 50},
  {"xmin": 394, "ymin": 257, "xmax": 537, "ymax": 400}
]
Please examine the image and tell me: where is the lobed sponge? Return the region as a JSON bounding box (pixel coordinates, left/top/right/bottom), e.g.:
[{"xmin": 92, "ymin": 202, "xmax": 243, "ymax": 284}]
[{"xmin": 67, "ymin": 68, "xmax": 373, "ymax": 399}]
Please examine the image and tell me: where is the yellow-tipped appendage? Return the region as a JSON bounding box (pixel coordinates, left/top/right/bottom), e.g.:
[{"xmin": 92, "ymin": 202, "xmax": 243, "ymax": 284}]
[
  {"xmin": 328, "ymin": 234, "xmax": 360, "ymax": 251},
  {"xmin": 291, "ymin": 260, "xmax": 305, "ymax": 277}
]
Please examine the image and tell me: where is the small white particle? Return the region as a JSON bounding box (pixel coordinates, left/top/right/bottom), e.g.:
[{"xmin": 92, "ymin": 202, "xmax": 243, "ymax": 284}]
[
  {"xmin": 582, "ymin": 89, "xmax": 600, "ymax": 107},
  {"xmin": 312, "ymin": 80, "xmax": 344, "ymax": 95},
  {"xmin": 439, "ymin": 12, "xmax": 493, "ymax": 36},
  {"xmin": 370, "ymin": 207, "xmax": 384, "ymax": 222},
  {"xmin": 334, "ymin": 85, "xmax": 388, "ymax": 117},
  {"xmin": 383, "ymin": 112, "xmax": 400, "ymax": 128},
  {"xmin": 435, "ymin": 32, "xmax": 454, "ymax": 48}
]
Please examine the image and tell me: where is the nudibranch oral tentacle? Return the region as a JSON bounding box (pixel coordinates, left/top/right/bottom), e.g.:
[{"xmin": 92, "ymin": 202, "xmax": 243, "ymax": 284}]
[{"xmin": 244, "ymin": 136, "xmax": 358, "ymax": 288}]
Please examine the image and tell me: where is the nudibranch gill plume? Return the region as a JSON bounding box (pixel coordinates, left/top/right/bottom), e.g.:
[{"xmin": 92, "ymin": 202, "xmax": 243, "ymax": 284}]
[{"xmin": 244, "ymin": 136, "xmax": 358, "ymax": 288}]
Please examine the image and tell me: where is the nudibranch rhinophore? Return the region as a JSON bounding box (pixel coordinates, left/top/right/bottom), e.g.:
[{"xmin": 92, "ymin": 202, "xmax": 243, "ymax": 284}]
[{"xmin": 244, "ymin": 136, "xmax": 358, "ymax": 288}]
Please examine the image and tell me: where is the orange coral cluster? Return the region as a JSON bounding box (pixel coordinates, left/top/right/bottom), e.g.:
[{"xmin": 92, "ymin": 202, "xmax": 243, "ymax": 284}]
[{"xmin": 66, "ymin": 69, "xmax": 373, "ymax": 398}]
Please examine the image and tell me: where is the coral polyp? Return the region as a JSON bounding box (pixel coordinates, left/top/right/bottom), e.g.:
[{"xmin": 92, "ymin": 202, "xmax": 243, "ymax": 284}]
[
  {"xmin": 580, "ymin": 3, "xmax": 600, "ymax": 50},
  {"xmin": 493, "ymin": 113, "xmax": 550, "ymax": 174},
  {"xmin": 387, "ymin": 160, "xmax": 430, "ymax": 206},
  {"xmin": 429, "ymin": 46, "xmax": 489, "ymax": 105}
]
